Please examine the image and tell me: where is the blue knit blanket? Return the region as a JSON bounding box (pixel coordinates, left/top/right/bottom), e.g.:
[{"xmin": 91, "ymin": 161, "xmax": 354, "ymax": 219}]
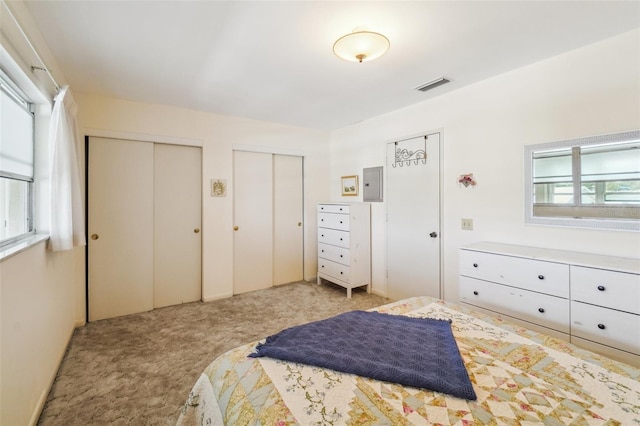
[{"xmin": 249, "ymin": 310, "xmax": 477, "ymax": 400}]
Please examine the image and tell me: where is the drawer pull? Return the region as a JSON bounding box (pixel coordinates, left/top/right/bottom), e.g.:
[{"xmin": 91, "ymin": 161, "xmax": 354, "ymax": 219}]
[
  {"xmin": 339, "ymin": 221, "xmax": 343, "ymax": 224},
  {"xmin": 473, "ymin": 291, "xmax": 478, "ymax": 296},
  {"xmin": 321, "ymin": 234, "xmax": 324, "ymax": 237},
  {"xmin": 538, "ymin": 275, "xmax": 544, "ymax": 280},
  {"xmin": 473, "ymin": 263, "xmax": 478, "ymax": 268},
  {"xmin": 597, "ymin": 324, "xmax": 606, "ymax": 330},
  {"xmin": 321, "ymin": 249, "xmax": 324, "ymax": 253},
  {"xmin": 339, "ymin": 208, "xmax": 343, "ymax": 211},
  {"xmin": 597, "ymin": 285, "xmax": 605, "ymax": 291},
  {"xmin": 340, "ymin": 271, "xmax": 344, "ymax": 275},
  {"xmin": 321, "ymin": 219, "xmax": 324, "ymax": 221},
  {"xmin": 538, "ymin": 308, "xmax": 545, "ymax": 313},
  {"xmin": 340, "ymin": 238, "xmax": 343, "ymax": 241},
  {"xmin": 340, "ymin": 255, "xmax": 343, "ymax": 258}
]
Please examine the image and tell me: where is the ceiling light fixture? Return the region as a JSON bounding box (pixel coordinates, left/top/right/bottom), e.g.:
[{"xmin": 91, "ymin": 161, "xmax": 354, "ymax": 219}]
[{"xmin": 333, "ymin": 28, "xmax": 390, "ymax": 63}]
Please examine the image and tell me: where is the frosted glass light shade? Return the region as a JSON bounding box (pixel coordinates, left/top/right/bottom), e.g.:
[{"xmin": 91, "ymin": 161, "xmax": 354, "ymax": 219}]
[{"xmin": 333, "ymin": 30, "xmax": 390, "ymax": 63}]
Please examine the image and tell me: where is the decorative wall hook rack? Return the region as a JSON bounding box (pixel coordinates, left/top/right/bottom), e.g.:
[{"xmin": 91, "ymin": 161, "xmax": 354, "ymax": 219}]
[{"xmin": 392, "ymin": 135, "xmax": 428, "ymax": 168}]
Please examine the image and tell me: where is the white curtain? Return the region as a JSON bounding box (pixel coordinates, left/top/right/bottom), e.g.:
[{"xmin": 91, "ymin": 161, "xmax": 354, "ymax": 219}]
[{"xmin": 48, "ymin": 85, "xmax": 86, "ymax": 251}]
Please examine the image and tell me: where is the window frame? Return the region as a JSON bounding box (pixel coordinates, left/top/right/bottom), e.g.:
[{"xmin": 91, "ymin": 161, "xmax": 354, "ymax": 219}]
[
  {"xmin": 524, "ymin": 130, "xmax": 640, "ymax": 232},
  {"xmin": 0, "ymin": 69, "xmax": 36, "ymax": 248}
]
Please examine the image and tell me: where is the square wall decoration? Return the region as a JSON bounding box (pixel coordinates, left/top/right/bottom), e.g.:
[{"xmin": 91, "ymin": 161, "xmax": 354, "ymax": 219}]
[
  {"xmin": 341, "ymin": 175, "xmax": 358, "ymax": 196},
  {"xmin": 211, "ymin": 179, "xmax": 227, "ymax": 197}
]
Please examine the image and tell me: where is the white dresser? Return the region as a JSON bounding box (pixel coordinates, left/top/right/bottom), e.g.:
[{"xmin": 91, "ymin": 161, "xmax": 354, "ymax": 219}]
[
  {"xmin": 459, "ymin": 242, "xmax": 640, "ymax": 365},
  {"xmin": 317, "ymin": 203, "xmax": 371, "ymax": 298}
]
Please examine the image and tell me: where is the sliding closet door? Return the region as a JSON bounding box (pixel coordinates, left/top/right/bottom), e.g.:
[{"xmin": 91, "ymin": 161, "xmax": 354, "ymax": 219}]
[
  {"xmin": 233, "ymin": 151, "xmax": 274, "ymax": 294},
  {"xmin": 273, "ymin": 155, "xmax": 303, "ymax": 285},
  {"xmin": 88, "ymin": 137, "xmax": 154, "ymax": 321},
  {"xmin": 154, "ymin": 144, "xmax": 202, "ymax": 308},
  {"xmin": 233, "ymin": 151, "xmax": 304, "ymax": 294}
]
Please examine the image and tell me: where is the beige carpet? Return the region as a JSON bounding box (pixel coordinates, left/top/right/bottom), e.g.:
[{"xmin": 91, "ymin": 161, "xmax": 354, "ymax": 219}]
[{"xmin": 38, "ymin": 281, "xmax": 390, "ymax": 425}]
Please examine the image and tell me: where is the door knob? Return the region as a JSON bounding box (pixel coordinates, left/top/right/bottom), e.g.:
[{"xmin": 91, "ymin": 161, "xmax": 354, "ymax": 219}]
[
  {"xmin": 91, "ymin": 234, "xmax": 99, "ymax": 240},
  {"xmin": 233, "ymin": 226, "xmax": 239, "ymax": 231},
  {"xmin": 194, "ymin": 228, "xmax": 200, "ymax": 233},
  {"xmin": 429, "ymin": 232, "xmax": 438, "ymax": 238}
]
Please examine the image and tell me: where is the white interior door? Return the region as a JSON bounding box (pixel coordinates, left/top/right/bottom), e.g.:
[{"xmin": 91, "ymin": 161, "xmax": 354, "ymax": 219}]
[
  {"xmin": 386, "ymin": 133, "xmax": 441, "ymax": 299},
  {"xmin": 233, "ymin": 151, "xmax": 274, "ymax": 294},
  {"xmin": 88, "ymin": 137, "xmax": 154, "ymax": 321},
  {"xmin": 273, "ymin": 155, "xmax": 303, "ymax": 285},
  {"xmin": 154, "ymin": 144, "xmax": 202, "ymax": 308}
]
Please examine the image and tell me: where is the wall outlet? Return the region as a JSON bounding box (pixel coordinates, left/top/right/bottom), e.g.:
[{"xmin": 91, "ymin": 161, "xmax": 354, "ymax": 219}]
[{"xmin": 461, "ymin": 218, "xmax": 473, "ymax": 231}]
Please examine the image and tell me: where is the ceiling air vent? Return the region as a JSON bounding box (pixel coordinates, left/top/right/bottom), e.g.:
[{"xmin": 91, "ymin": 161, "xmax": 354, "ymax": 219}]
[{"xmin": 416, "ymin": 77, "xmax": 450, "ymax": 92}]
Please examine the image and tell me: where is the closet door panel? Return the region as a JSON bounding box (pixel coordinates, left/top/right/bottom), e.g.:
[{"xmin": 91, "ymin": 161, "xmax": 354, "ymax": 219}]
[
  {"xmin": 233, "ymin": 151, "xmax": 274, "ymax": 294},
  {"xmin": 88, "ymin": 137, "xmax": 154, "ymax": 321},
  {"xmin": 273, "ymin": 155, "xmax": 303, "ymax": 285},
  {"xmin": 154, "ymin": 144, "xmax": 202, "ymax": 308}
]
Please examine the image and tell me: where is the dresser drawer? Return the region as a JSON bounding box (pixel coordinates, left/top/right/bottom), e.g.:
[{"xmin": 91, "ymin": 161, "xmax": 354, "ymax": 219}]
[
  {"xmin": 318, "ymin": 228, "xmax": 349, "ymax": 248},
  {"xmin": 318, "ymin": 243, "xmax": 350, "ymax": 266},
  {"xmin": 318, "ymin": 204, "xmax": 349, "ymax": 214},
  {"xmin": 460, "ymin": 250, "xmax": 569, "ymax": 298},
  {"xmin": 318, "ymin": 258, "xmax": 350, "ymax": 282},
  {"xmin": 318, "ymin": 212, "xmax": 350, "ymax": 231},
  {"xmin": 571, "ymin": 266, "xmax": 640, "ymax": 315},
  {"xmin": 571, "ymin": 301, "xmax": 640, "ymax": 356},
  {"xmin": 460, "ymin": 276, "xmax": 570, "ymax": 333}
]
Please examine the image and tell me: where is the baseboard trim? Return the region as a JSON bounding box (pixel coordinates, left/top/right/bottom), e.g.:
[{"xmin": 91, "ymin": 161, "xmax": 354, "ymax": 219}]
[
  {"xmin": 28, "ymin": 322, "xmax": 75, "ymax": 426},
  {"xmin": 202, "ymin": 292, "xmax": 233, "ymax": 303},
  {"xmin": 371, "ymin": 288, "xmax": 387, "ymax": 298}
]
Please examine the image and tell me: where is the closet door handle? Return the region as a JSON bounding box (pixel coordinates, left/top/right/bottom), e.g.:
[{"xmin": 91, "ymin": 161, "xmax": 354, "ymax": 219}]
[
  {"xmin": 597, "ymin": 324, "xmax": 606, "ymax": 330},
  {"xmin": 597, "ymin": 285, "xmax": 605, "ymax": 291},
  {"xmin": 233, "ymin": 226, "xmax": 239, "ymax": 231},
  {"xmin": 194, "ymin": 228, "xmax": 200, "ymax": 233},
  {"xmin": 538, "ymin": 308, "xmax": 545, "ymax": 313},
  {"xmin": 91, "ymin": 234, "xmax": 99, "ymax": 240}
]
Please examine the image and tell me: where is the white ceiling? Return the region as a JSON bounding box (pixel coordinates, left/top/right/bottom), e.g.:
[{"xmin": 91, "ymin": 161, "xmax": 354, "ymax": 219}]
[{"xmin": 22, "ymin": 1, "xmax": 640, "ymax": 131}]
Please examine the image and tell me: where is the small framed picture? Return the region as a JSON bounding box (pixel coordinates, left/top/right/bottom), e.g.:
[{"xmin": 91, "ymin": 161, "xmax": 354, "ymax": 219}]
[
  {"xmin": 211, "ymin": 179, "xmax": 227, "ymax": 197},
  {"xmin": 341, "ymin": 175, "xmax": 358, "ymax": 196}
]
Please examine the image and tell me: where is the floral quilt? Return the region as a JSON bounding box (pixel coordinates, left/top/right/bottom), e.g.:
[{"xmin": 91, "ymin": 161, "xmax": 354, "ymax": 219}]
[{"xmin": 177, "ymin": 297, "xmax": 640, "ymax": 425}]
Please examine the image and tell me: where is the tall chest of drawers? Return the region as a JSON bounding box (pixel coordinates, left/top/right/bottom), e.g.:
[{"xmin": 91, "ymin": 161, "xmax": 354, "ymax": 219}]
[
  {"xmin": 317, "ymin": 203, "xmax": 371, "ymax": 298},
  {"xmin": 459, "ymin": 242, "xmax": 640, "ymax": 366}
]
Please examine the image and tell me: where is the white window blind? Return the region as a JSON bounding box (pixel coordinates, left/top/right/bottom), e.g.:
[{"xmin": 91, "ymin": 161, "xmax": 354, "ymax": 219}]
[
  {"xmin": 0, "ymin": 77, "xmax": 34, "ymax": 179},
  {"xmin": 0, "ymin": 70, "xmax": 35, "ymax": 245}
]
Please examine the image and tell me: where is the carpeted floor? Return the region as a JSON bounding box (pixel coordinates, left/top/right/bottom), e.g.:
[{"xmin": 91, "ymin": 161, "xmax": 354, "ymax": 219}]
[{"xmin": 38, "ymin": 281, "xmax": 390, "ymax": 425}]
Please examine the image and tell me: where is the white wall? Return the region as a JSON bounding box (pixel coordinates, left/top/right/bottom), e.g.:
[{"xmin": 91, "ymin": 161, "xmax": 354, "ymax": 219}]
[
  {"xmin": 1, "ymin": 243, "xmax": 79, "ymax": 426},
  {"xmin": 330, "ymin": 30, "xmax": 640, "ymax": 301},
  {"xmin": 1, "ymin": 2, "xmax": 82, "ymax": 424},
  {"xmin": 75, "ymin": 94, "xmax": 331, "ymax": 303}
]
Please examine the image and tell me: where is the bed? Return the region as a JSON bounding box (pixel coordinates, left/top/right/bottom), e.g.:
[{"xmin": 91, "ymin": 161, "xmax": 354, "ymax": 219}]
[{"xmin": 177, "ymin": 296, "xmax": 640, "ymax": 425}]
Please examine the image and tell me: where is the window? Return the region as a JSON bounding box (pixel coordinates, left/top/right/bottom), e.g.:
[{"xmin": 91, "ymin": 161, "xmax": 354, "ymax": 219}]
[
  {"xmin": 525, "ymin": 131, "xmax": 640, "ymax": 231},
  {"xmin": 0, "ymin": 69, "xmax": 35, "ymax": 246}
]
